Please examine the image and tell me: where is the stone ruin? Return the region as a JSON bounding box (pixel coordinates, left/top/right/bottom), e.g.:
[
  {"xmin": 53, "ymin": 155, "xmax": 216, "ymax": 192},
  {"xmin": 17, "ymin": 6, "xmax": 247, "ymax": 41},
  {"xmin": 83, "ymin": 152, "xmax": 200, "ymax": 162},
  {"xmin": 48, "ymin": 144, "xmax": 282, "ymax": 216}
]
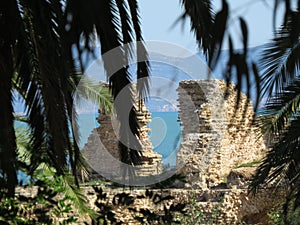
[
  {"xmin": 82, "ymin": 85, "xmax": 162, "ymax": 179},
  {"xmin": 80, "ymin": 79, "xmax": 280, "ymax": 224},
  {"xmin": 176, "ymin": 79, "xmax": 267, "ymax": 188},
  {"xmin": 83, "ymin": 79, "xmax": 267, "ymax": 188},
  {"xmin": 83, "ymin": 79, "xmax": 267, "ymax": 187}
]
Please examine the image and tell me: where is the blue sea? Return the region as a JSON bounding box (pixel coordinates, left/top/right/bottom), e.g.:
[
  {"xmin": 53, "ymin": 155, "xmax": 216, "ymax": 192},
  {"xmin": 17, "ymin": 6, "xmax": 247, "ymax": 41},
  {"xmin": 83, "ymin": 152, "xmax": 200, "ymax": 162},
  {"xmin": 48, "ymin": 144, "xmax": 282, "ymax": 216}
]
[
  {"xmin": 15, "ymin": 112, "xmax": 181, "ymax": 168},
  {"xmin": 148, "ymin": 112, "xmax": 181, "ymax": 167}
]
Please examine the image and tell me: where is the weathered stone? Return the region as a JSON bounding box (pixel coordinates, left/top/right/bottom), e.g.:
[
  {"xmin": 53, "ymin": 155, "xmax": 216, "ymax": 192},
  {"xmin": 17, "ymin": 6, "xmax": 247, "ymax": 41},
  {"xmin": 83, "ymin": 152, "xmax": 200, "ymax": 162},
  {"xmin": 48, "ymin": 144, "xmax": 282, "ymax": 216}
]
[
  {"xmin": 75, "ymin": 187, "xmax": 284, "ymax": 225},
  {"xmin": 176, "ymin": 80, "xmax": 267, "ymax": 188},
  {"xmin": 227, "ymin": 167, "xmax": 257, "ymax": 188},
  {"xmin": 82, "ymin": 83, "xmax": 162, "ymax": 179}
]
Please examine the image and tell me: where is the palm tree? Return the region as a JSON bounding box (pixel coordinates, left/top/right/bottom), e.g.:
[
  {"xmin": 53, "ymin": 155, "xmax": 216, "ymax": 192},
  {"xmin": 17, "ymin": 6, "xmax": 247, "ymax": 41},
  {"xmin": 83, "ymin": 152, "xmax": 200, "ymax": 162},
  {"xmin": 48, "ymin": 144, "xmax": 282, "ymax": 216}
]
[
  {"xmin": 14, "ymin": 75, "xmax": 113, "ymax": 173},
  {"xmin": 249, "ymin": 2, "xmax": 300, "ymax": 220},
  {"xmin": 0, "ymin": 0, "xmax": 149, "ymax": 196}
]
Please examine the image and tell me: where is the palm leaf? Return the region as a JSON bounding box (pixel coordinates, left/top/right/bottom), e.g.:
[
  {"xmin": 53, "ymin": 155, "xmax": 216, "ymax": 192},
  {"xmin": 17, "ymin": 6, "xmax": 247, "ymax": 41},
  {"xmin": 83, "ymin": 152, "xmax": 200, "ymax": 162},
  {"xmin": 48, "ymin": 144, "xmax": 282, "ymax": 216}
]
[
  {"xmin": 1, "ymin": 0, "xmax": 150, "ymax": 195},
  {"xmin": 260, "ymin": 77, "xmax": 300, "ymax": 135},
  {"xmin": 15, "ymin": 1, "xmax": 81, "ymax": 181},
  {"xmin": 64, "ymin": 0, "xmax": 149, "ymax": 179},
  {"xmin": 180, "ymin": 0, "xmax": 214, "ymax": 56},
  {"xmin": 252, "ymin": 76, "xmax": 300, "ymax": 193},
  {"xmin": 116, "ymin": 0, "xmax": 134, "ymax": 57},
  {"xmin": 95, "ymin": 0, "xmax": 146, "ymax": 169},
  {"xmin": 251, "ymin": 115, "xmax": 300, "ymax": 193},
  {"xmin": 208, "ymin": 0, "xmax": 228, "ymax": 69},
  {"xmin": 128, "ymin": 0, "xmax": 150, "ymax": 100},
  {"xmin": 260, "ymin": 10, "xmax": 300, "ymax": 99},
  {"xmin": 61, "ymin": 173, "xmax": 97, "ymax": 217},
  {"xmin": 22, "ymin": 0, "xmax": 70, "ymax": 173},
  {"xmin": 75, "ymin": 76, "xmax": 113, "ymax": 114}
]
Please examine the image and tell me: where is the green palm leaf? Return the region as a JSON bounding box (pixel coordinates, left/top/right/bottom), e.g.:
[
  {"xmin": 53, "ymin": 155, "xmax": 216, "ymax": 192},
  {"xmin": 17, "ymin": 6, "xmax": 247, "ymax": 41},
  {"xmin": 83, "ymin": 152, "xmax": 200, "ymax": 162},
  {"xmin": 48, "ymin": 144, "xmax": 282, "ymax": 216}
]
[
  {"xmin": 75, "ymin": 76, "xmax": 113, "ymax": 114},
  {"xmin": 261, "ymin": 78, "xmax": 300, "ymax": 135}
]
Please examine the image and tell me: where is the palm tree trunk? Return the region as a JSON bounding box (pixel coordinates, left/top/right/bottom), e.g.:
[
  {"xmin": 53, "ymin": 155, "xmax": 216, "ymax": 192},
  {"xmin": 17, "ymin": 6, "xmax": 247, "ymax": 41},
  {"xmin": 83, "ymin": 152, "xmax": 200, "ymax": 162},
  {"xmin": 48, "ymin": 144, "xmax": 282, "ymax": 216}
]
[{"xmin": 0, "ymin": 0, "xmax": 19, "ymax": 196}]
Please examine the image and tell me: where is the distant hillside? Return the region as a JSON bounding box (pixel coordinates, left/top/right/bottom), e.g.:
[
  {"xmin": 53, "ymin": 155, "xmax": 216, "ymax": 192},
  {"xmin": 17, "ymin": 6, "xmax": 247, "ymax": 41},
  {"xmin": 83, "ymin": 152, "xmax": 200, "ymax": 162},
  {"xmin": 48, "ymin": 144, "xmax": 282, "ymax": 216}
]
[
  {"xmin": 14, "ymin": 45, "xmax": 265, "ymax": 114},
  {"xmin": 145, "ymin": 97, "xmax": 178, "ymax": 112}
]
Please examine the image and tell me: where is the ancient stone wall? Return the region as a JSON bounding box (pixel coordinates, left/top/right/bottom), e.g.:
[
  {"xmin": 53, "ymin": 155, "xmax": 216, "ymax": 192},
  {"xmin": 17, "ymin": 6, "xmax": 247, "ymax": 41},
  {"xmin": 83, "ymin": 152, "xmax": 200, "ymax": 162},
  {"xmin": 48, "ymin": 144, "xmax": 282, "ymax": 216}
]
[
  {"xmin": 79, "ymin": 187, "xmax": 283, "ymax": 225},
  {"xmin": 16, "ymin": 177, "xmax": 285, "ymax": 225},
  {"xmin": 177, "ymin": 80, "xmax": 266, "ymax": 188},
  {"xmin": 17, "ymin": 78, "xmax": 281, "ymax": 224},
  {"xmin": 82, "ymin": 113, "xmax": 121, "ymax": 179},
  {"xmin": 82, "ymin": 86, "xmax": 162, "ymax": 179},
  {"xmin": 134, "ymin": 104, "xmax": 162, "ymax": 176}
]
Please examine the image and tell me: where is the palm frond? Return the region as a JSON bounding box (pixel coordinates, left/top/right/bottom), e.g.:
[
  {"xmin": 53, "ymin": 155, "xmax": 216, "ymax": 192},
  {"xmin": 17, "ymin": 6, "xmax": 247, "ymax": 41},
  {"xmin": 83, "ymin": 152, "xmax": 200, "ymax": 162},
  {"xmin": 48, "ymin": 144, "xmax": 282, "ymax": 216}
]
[
  {"xmin": 61, "ymin": 173, "xmax": 97, "ymax": 217},
  {"xmin": 66, "ymin": 0, "xmax": 147, "ymax": 174},
  {"xmin": 251, "ymin": 115, "xmax": 300, "ymax": 193},
  {"xmin": 75, "ymin": 76, "xmax": 113, "ymax": 114},
  {"xmin": 15, "ymin": 127, "xmax": 31, "ymax": 164},
  {"xmin": 1, "ymin": 0, "xmax": 150, "ymax": 195},
  {"xmin": 23, "ymin": 0, "xmax": 71, "ymax": 173},
  {"xmin": 116, "ymin": 0, "xmax": 134, "ymax": 56},
  {"xmin": 261, "ymin": 77, "xmax": 300, "ymax": 135},
  {"xmin": 208, "ymin": 0, "xmax": 228, "ymax": 69},
  {"xmin": 96, "ymin": 0, "xmax": 144, "ymax": 169},
  {"xmin": 182, "ymin": 1, "xmax": 262, "ymax": 112},
  {"xmin": 127, "ymin": 0, "xmax": 150, "ymax": 100},
  {"xmin": 272, "ymin": 0, "xmax": 291, "ymax": 32},
  {"xmin": 250, "ymin": 9, "xmax": 300, "ymax": 214},
  {"xmin": 180, "ymin": 0, "xmax": 214, "ymax": 56},
  {"xmin": 15, "ymin": 1, "xmax": 81, "ymax": 181},
  {"xmin": 260, "ymin": 10, "xmax": 300, "ymax": 99}
]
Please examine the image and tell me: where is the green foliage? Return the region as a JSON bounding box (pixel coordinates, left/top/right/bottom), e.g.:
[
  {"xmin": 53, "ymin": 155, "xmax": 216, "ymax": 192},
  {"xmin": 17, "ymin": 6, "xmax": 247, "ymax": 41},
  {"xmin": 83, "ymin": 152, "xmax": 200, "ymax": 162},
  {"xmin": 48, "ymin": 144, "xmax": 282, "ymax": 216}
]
[
  {"xmin": 0, "ymin": 167, "xmax": 96, "ymax": 225},
  {"xmin": 251, "ymin": 81, "xmax": 300, "ymax": 217},
  {"xmin": 234, "ymin": 159, "xmax": 262, "ymax": 169},
  {"xmin": 172, "ymin": 192, "xmax": 226, "ymax": 225},
  {"xmin": 246, "ymin": 2, "xmax": 300, "ymax": 221},
  {"xmin": 1, "ymin": 125, "xmax": 94, "ymax": 223},
  {"xmin": 75, "ymin": 77, "xmax": 113, "ymax": 115},
  {"xmin": 35, "ymin": 168, "xmax": 94, "ymax": 217},
  {"xmin": 0, "ymin": 177, "xmax": 75, "ymax": 224},
  {"xmin": 0, "ymin": 0, "xmax": 149, "ymax": 195},
  {"xmin": 267, "ymin": 204, "xmax": 300, "ymax": 225},
  {"xmin": 268, "ymin": 209, "xmax": 285, "ymax": 225}
]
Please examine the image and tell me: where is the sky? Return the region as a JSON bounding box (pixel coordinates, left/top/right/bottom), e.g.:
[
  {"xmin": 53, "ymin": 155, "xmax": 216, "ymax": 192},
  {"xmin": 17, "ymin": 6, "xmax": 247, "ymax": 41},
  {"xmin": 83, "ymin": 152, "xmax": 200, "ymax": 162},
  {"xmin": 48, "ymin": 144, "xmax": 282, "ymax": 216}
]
[
  {"xmin": 139, "ymin": 0, "xmax": 278, "ymax": 52},
  {"xmin": 17, "ymin": 1, "xmax": 282, "ymax": 114},
  {"xmin": 82, "ymin": 0, "xmax": 281, "ymax": 110}
]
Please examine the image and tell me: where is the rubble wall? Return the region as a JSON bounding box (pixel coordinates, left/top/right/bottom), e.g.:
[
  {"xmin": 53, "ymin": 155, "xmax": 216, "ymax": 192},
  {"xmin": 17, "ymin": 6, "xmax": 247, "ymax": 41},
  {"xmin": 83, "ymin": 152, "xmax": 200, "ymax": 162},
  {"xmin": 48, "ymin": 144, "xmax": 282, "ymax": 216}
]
[
  {"xmin": 177, "ymin": 80, "xmax": 266, "ymax": 188},
  {"xmin": 82, "ymin": 87, "xmax": 162, "ymax": 178}
]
